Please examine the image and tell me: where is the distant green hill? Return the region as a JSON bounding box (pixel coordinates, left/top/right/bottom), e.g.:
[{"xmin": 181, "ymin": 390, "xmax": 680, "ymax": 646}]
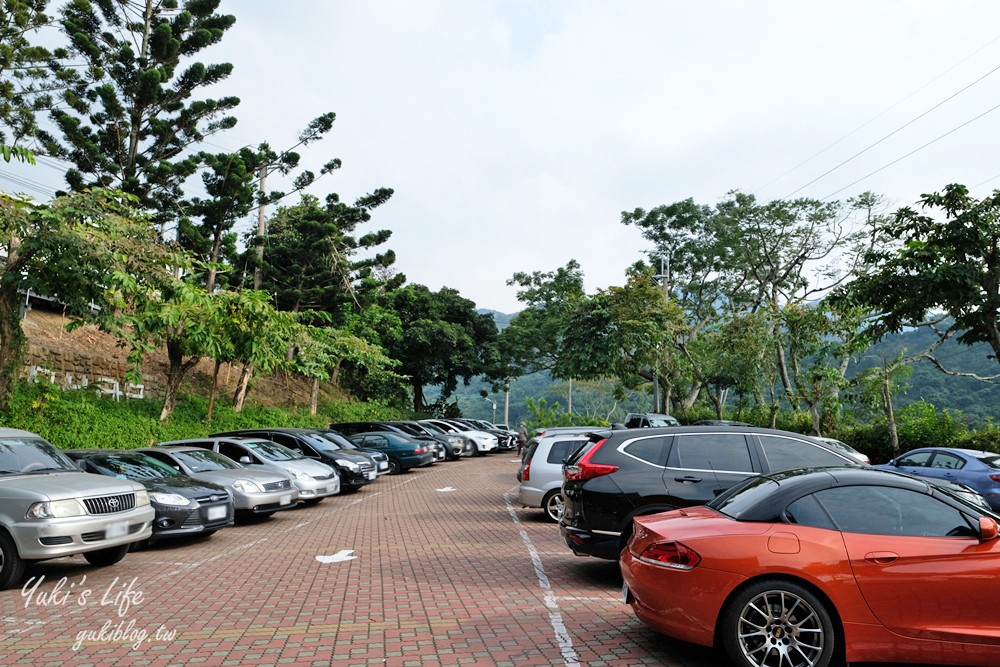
[
  {"xmin": 464, "ymin": 311, "xmax": 1000, "ymax": 425},
  {"xmin": 852, "ymin": 326, "xmax": 1000, "ymax": 424}
]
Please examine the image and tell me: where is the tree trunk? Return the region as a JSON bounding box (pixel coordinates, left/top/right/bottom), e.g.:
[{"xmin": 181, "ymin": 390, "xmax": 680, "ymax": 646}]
[
  {"xmin": 232, "ymin": 362, "xmax": 252, "ymax": 412},
  {"xmin": 310, "ymin": 377, "xmax": 319, "ymax": 415},
  {"xmin": 206, "ymin": 359, "xmax": 222, "ymax": 422},
  {"xmin": 0, "ymin": 284, "xmax": 26, "ymax": 413},
  {"xmin": 881, "ymin": 366, "xmax": 900, "ymax": 457},
  {"xmin": 159, "ymin": 337, "xmax": 199, "ymax": 421},
  {"xmin": 412, "ymin": 378, "xmax": 425, "ymax": 413}
]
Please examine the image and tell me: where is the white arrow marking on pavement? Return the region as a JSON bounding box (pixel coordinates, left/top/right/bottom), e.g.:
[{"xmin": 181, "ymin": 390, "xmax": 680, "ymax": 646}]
[
  {"xmin": 315, "ymin": 550, "xmax": 357, "ymax": 563},
  {"xmin": 436, "ymin": 487, "xmax": 456, "ymax": 492}
]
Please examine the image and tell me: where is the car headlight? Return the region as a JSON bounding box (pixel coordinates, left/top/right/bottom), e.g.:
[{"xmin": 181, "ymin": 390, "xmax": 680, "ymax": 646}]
[
  {"xmin": 232, "ymin": 479, "xmax": 263, "ymax": 493},
  {"xmin": 285, "ymin": 469, "xmax": 312, "ymax": 481},
  {"xmin": 26, "ymin": 499, "xmax": 85, "ymax": 519},
  {"xmin": 134, "ymin": 489, "xmax": 150, "ymax": 506},
  {"xmin": 335, "ymin": 459, "xmax": 360, "ymax": 472},
  {"xmin": 446, "ymin": 436, "xmax": 462, "ymax": 445},
  {"xmin": 148, "ymin": 492, "xmax": 191, "ymax": 506}
]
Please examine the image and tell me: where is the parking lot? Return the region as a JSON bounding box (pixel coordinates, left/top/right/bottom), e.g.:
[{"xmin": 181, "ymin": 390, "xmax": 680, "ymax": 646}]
[{"xmin": 0, "ymin": 452, "xmax": 922, "ymax": 667}]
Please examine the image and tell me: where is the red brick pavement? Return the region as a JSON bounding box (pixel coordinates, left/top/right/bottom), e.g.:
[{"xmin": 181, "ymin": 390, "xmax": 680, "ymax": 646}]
[{"xmin": 0, "ymin": 454, "xmax": 728, "ymax": 666}]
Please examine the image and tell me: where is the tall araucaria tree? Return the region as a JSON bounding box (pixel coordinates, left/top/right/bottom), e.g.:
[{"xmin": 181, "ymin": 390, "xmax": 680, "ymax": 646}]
[{"xmin": 41, "ymin": 0, "xmax": 239, "ymax": 231}]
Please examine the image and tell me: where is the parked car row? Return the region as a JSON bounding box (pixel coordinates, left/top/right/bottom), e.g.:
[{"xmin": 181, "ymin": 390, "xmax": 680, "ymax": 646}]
[
  {"xmin": 0, "ymin": 419, "xmax": 510, "ymax": 590},
  {"xmin": 516, "ymin": 421, "xmax": 1000, "ymax": 666}
]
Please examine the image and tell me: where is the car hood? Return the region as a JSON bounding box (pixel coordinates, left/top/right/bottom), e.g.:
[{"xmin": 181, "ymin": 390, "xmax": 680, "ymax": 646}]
[
  {"xmin": 279, "ymin": 458, "xmax": 335, "ymax": 476},
  {"xmin": 0, "ymin": 470, "xmax": 144, "ymax": 499},
  {"xmin": 137, "ymin": 475, "xmax": 227, "ymax": 498},
  {"xmin": 189, "ymin": 469, "xmax": 290, "ymax": 486}
]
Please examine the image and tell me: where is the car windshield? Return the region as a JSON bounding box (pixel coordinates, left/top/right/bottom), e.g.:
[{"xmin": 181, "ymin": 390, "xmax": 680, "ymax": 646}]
[
  {"xmin": 0, "ymin": 437, "xmax": 78, "ymax": 474},
  {"xmin": 417, "ymin": 423, "xmax": 444, "ymax": 435},
  {"xmin": 171, "ymin": 449, "xmax": 241, "ymax": 472},
  {"xmin": 85, "ymin": 452, "xmax": 181, "ymax": 480},
  {"xmin": 299, "ymin": 432, "xmax": 347, "ymax": 451},
  {"xmin": 709, "ymin": 475, "xmax": 781, "ymax": 518},
  {"xmin": 243, "ymin": 440, "xmax": 304, "ymax": 461},
  {"xmin": 647, "ymin": 417, "xmax": 678, "ymax": 427},
  {"xmin": 314, "ymin": 431, "xmax": 352, "ymax": 450}
]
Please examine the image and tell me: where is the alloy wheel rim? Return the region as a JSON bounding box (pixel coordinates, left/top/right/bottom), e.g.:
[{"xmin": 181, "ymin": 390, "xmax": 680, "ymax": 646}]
[
  {"xmin": 737, "ymin": 589, "xmax": 825, "ymax": 667},
  {"xmin": 547, "ymin": 494, "xmax": 564, "ymax": 520}
]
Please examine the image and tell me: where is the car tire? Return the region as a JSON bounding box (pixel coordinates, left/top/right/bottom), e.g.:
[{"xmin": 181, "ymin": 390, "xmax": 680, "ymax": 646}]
[
  {"xmin": 83, "ymin": 543, "xmax": 130, "ymax": 567},
  {"xmin": 542, "ymin": 490, "xmax": 564, "ymax": 523},
  {"xmin": 388, "ymin": 458, "xmax": 402, "ymax": 474},
  {"xmin": 0, "ymin": 529, "xmax": 26, "ymax": 590},
  {"xmin": 721, "ymin": 578, "xmax": 836, "ymax": 667}
]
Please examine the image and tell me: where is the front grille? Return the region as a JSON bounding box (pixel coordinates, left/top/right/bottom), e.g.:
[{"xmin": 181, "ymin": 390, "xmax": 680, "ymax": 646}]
[
  {"xmin": 263, "ymin": 479, "xmax": 291, "ymax": 491},
  {"xmin": 312, "ymin": 473, "xmax": 337, "ymax": 481},
  {"xmin": 40, "ymin": 536, "xmax": 72, "ymax": 546},
  {"xmin": 372, "ymin": 453, "xmax": 388, "ymax": 462},
  {"xmin": 180, "ymin": 511, "xmax": 201, "ymax": 528},
  {"xmin": 193, "ymin": 494, "xmax": 228, "ymax": 504},
  {"xmin": 358, "ymin": 461, "xmax": 375, "ymax": 473},
  {"xmin": 83, "ymin": 493, "xmax": 135, "ymax": 515}
]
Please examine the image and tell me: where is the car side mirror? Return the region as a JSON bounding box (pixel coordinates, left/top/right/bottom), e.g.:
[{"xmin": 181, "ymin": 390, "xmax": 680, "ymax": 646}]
[
  {"xmin": 980, "ymin": 516, "xmax": 999, "ymax": 540},
  {"xmin": 239, "ymin": 456, "xmax": 252, "ymax": 464}
]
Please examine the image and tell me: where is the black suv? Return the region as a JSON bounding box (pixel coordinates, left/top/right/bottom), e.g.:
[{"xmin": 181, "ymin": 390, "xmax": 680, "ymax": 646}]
[
  {"xmin": 210, "ymin": 428, "xmax": 377, "ymax": 491},
  {"xmin": 559, "ymin": 426, "xmax": 860, "ymax": 560}
]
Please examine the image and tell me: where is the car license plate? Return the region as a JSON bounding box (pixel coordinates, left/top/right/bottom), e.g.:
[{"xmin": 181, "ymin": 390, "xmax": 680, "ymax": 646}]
[
  {"xmin": 622, "ymin": 581, "xmax": 631, "ymax": 604},
  {"xmin": 207, "ymin": 505, "xmax": 226, "ymax": 520},
  {"xmin": 280, "ymin": 494, "xmax": 292, "ymax": 505},
  {"xmin": 366, "ymin": 471, "xmax": 376, "ymax": 480},
  {"xmin": 105, "ymin": 521, "xmax": 128, "ymax": 539},
  {"xmin": 378, "ymin": 462, "xmax": 388, "ymax": 471}
]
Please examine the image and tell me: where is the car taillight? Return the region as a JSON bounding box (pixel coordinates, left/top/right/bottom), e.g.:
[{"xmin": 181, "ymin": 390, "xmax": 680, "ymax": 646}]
[
  {"xmin": 990, "ymin": 474, "xmax": 1000, "ymax": 483},
  {"xmin": 415, "ymin": 447, "xmax": 426, "ymax": 454},
  {"xmin": 564, "ymin": 439, "xmax": 618, "ymax": 481},
  {"xmin": 638, "ymin": 541, "xmax": 701, "ymax": 570},
  {"xmin": 522, "ymin": 460, "xmax": 531, "ymax": 481}
]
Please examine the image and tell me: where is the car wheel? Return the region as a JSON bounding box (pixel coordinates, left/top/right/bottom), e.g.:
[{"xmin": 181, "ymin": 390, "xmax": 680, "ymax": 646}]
[
  {"xmin": 83, "ymin": 544, "xmax": 130, "ymax": 567},
  {"xmin": 542, "ymin": 490, "xmax": 564, "ymax": 523},
  {"xmin": 0, "ymin": 530, "xmax": 26, "ymax": 590},
  {"xmin": 721, "ymin": 578, "xmax": 836, "ymax": 667},
  {"xmin": 388, "ymin": 458, "xmax": 402, "ymax": 474}
]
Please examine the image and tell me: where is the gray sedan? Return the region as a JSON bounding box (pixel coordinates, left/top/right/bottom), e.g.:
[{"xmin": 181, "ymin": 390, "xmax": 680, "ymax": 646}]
[{"xmin": 139, "ymin": 447, "xmax": 299, "ymax": 517}]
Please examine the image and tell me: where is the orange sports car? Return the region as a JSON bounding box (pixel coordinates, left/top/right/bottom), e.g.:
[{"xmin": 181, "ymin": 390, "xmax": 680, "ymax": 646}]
[{"xmin": 621, "ymin": 466, "xmax": 1000, "ymax": 667}]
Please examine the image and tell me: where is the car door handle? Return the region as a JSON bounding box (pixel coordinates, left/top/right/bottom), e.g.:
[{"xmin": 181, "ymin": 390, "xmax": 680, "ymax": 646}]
[
  {"xmin": 674, "ymin": 476, "xmax": 702, "ymax": 483},
  {"xmin": 864, "ymin": 551, "xmax": 898, "ymax": 564}
]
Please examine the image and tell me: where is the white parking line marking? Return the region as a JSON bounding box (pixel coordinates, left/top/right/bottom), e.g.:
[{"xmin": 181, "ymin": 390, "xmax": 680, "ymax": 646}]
[
  {"xmin": 436, "ymin": 487, "xmax": 456, "ymax": 492},
  {"xmin": 504, "ymin": 493, "xmax": 581, "ymax": 667}
]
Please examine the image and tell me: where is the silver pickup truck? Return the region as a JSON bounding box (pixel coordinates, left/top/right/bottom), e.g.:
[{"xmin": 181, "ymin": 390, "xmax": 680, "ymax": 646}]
[{"xmin": 0, "ymin": 427, "xmax": 154, "ymax": 588}]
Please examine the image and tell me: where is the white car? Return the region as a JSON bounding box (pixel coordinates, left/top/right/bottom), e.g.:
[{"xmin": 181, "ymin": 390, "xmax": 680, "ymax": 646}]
[{"xmin": 419, "ymin": 419, "xmax": 497, "ymax": 454}]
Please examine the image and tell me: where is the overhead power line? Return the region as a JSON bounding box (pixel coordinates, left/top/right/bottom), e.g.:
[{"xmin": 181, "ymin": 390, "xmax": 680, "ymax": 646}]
[
  {"xmin": 783, "ymin": 59, "xmax": 1000, "ymax": 199},
  {"xmin": 820, "ymin": 100, "xmax": 1000, "ymax": 200},
  {"xmin": 753, "ymin": 31, "xmax": 1000, "ymax": 196}
]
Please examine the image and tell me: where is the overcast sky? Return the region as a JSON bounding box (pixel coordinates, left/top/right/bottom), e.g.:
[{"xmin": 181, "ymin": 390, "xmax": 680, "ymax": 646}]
[{"xmin": 8, "ymin": 1, "xmax": 1000, "ymax": 312}]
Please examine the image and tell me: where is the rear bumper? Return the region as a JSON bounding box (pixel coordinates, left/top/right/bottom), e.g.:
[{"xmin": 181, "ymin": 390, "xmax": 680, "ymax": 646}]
[{"xmin": 559, "ymin": 523, "xmax": 622, "ymax": 560}]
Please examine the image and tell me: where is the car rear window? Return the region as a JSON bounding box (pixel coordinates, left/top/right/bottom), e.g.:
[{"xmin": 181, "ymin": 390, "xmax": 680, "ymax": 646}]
[
  {"xmin": 547, "ymin": 439, "xmax": 586, "ymax": 464},
  {"xmin": 973, "ymin": 453, "xmax": 1000, "ymax": 469}
]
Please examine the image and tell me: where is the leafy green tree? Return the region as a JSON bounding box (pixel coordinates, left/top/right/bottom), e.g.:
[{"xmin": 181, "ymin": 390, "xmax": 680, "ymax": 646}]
[
  {"xmin": 381, "ymin": 284, "xmax": 498, "ymax": 412},
  {"xmin": 501, "ymin": 260, "xmax": 586, "ymax": 376},
  {"xmin": 840, "ymin": 183, "xmax": 1000, "ymax": 378},
  {"xmin": 0, "ymin": 188, "xmax": 172, "ymax": 412},
  {"xmin": 252, "ymin": 189, "xmax": 398, "ymax": 322},
  {"xmin": 42, "ymin": 0, "xmax": 238, "ymax": 231}
]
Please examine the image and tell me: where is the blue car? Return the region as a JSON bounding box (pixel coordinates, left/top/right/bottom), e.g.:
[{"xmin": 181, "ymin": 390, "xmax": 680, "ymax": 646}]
[{"xmin": 876, "ymin": 447, "xmax": 1000, "ymax": 511}]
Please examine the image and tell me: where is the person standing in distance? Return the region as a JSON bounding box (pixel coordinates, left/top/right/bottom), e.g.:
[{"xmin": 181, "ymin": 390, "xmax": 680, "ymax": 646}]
[{"xmin": 517, "ymin": 422, "xmax": 528, "ymax": 456}]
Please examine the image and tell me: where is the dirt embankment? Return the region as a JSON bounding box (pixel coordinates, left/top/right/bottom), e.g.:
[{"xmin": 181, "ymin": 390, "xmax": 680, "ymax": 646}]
[{"xmin": 19, "ymin": 307, "xmax": 326, "ymax": 410}]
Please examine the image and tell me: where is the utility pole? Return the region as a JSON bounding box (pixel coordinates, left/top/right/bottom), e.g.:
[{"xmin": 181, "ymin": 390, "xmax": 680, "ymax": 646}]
[
  {"xmin": 252, "ymin": 162, "xmax": 270, "ymax": 290},
  {"xmin": 504, "ymin": 384, "xmax": 510, "ymax": 425}
]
